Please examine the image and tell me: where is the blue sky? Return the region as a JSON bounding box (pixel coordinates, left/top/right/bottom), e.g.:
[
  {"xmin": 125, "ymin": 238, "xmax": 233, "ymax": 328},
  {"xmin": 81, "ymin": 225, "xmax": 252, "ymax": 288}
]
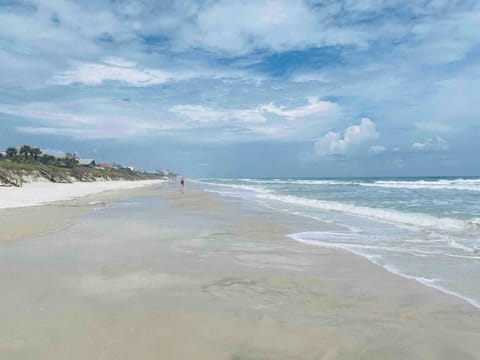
[{"xmin": 1, "ymin": 0, "xmax": 479, "ymax": 177}]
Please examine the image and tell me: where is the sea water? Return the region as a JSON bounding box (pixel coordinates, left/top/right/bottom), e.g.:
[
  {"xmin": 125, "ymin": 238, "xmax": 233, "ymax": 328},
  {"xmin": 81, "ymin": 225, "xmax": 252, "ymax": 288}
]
[{"xmin": 198, "ymin": 177, "xmax": 480, "ymax": 308}]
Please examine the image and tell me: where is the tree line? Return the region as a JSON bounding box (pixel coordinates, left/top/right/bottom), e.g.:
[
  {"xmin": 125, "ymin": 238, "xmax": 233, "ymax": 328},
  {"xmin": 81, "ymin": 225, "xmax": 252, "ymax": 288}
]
[{"xmin": 1, "ymin": 145, "xmax": 78, "ymax": 167}]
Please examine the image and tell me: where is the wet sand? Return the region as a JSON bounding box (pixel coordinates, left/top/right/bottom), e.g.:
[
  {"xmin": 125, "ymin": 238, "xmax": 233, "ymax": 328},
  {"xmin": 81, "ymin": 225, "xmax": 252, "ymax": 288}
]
[
  {"xmin": 0, "ymin": 184, "xmax": 161, "ymax": 243},
  {"xmin": 0, "ymin": 184, "xmax": 479, "ymax": 359}
]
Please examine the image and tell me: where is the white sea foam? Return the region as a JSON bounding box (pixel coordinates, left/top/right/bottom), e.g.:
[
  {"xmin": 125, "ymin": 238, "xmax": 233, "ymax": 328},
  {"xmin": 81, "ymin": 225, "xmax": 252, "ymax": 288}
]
[
  {"xmin": 257, "ymin": 193, "xmax": 467, "ymax": 232},
  {"xmin": 292, "ymin": 212, "xmax": 363, "ymax": 233},
  {"xmin": 203, "ymin": 178, "xmax": 480, "ymax": 309},
  {"xmin": 288, "ymin": 232, "xmax": 480, "ymax": 309},
  {"xmin": 358, "ymin": 178, "xmax": 480, "ymax": 192},
  {"xmin": 468, "ymin": 218, "xmax": 480, "ymax": 229},
  {"xmin": 446, "ymin": 237, "xmax": 478, "ymax": 253},
  {"xmin": 204, "ymin": 177, "xmax": 480, "ymax": 191},
  {"xmin": 202, "ymin": 182, "xmax": 272, "ymax": 194},
  {"xmin": 239, "ymin": 178, "xmax": 353, "ymax": 185},
  {"xmin": 203, "ymin": 178, "xmax": 352, "ymax": 186},
  {"xmin": 203, "ymin": 177, "xmax": 480, "ymax": 309},
  {"xmin": 287, "ymin": 231, "xmax": 480, "ymax": 259},
  {"xmin": 201, "ymin": 179, "xmax": 479, "ymax": 233},
  {"xmin": 381, "ymin": 264, "xmax": 480, "ymax": 309}
]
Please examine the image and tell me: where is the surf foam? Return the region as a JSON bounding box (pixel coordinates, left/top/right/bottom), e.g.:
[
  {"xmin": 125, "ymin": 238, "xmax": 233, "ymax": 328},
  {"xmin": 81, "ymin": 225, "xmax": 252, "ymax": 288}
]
[{"xmin": 257, "ymin": 193, "xmax": 468, "ymax": 233}]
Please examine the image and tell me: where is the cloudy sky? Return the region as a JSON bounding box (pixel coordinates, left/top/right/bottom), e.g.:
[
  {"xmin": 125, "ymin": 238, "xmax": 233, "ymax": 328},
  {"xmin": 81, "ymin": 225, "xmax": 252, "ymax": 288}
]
[{"xmin": 1, "ymin": 0, "xmax": 479, "ymax": 177}]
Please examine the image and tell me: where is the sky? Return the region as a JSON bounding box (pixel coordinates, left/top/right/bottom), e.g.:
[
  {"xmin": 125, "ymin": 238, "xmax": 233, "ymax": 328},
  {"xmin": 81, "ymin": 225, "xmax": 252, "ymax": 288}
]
[{"xmin": 0, "ymin": 0, "xmax": 479, "ymax": 177}]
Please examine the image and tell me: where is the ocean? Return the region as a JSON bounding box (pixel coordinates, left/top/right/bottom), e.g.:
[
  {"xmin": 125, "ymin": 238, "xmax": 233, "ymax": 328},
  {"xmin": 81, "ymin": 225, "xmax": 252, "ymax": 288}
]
[{"xmin": 198, "ymin": 177, "xmax": 480, "ymax": 308}]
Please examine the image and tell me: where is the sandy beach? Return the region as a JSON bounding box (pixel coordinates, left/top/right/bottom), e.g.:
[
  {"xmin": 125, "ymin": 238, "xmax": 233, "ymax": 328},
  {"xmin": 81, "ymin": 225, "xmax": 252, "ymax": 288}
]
[
  {"xmin": 0, "ymin": 179, "xmax": 166, "ymax": 210},
  {"xmin": 0, "ymin": 183, "xmax": 479, "ymax": 359}
]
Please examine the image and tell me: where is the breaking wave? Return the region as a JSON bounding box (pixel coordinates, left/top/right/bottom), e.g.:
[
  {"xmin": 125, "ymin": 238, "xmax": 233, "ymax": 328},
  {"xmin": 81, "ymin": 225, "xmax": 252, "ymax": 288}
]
[{"xmin": 257, "ymin": 193, "xmax": 470, "ymax": 233}]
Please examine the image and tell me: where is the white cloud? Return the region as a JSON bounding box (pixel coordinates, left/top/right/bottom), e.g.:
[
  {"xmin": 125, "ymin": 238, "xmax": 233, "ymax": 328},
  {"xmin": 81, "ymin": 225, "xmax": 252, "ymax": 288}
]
[
  {"xmin": 369, "ymin": 145, "xmax": 386, "ymax": 154},
  {"xmin": 411, "ymin": 136, "xmax": 448, "ymax": 150},
  {"xmin": 16, "ymin": 121, "xmax": 183, "ymax": 140},
  {"xmin": 292, "ymin": 73, "xmax": 330, "ymax": 83},
  {"xmin": 52, "ymin": 60, "xmax": 174, "ymax": 86},
  {"xmin": 179, "ymin": 0, "xmax": 368, "ymax": 55},
  {"xmin": 171, "ymin": 97, "xmax": 339, "ymax": 125},
  {"xmin": 1, "ymin": 0, "xmax": 478, "ymax": 159},
  {"xmin": 412, "ymin": 140, "xmax": 431, "ymax": 149},
  {"xmin": 50, "ymin": 56, "xmax": 263, "ymax": 87},
  {"xmin": 3, "ymin": 96, "xmax": 338, "ymax": 142},
  {"xmin": 169, "ymin": 105, "xmax": 225, "ymax": 124},
  {"xmin": 408, "ymin": 10, "xmax": 480, "ymax": 65},
  {"xmin": 1, "ymin": 99, "xmax": 187, "ymax": 139},
  {"xmin": 102, "ymin": 57, "xmax": 137, "ymax": 68},
  {"xmin": 260, "ymin": 97, "xmax": 339, "ymax": 119},
  {"xmin": 170, "ymin": 105, "xmax": 267, "ymax": 124},
  {"xmin": 313, "ymin": 118, "xmax": 379, "ymax": 156}
]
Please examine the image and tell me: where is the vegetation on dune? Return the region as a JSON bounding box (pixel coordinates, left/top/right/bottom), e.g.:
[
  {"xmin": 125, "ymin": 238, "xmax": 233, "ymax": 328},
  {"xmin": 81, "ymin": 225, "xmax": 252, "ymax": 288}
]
[{"xmin": 0, "ymin": 144, "xmax": 169, "ymax": 187}]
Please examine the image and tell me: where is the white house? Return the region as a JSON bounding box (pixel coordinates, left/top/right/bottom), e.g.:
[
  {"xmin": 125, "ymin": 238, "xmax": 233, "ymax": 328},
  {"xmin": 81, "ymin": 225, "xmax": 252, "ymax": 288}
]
[{"xmin": 79, "ymin": 159, "xmax": 96, "ymax": 167}]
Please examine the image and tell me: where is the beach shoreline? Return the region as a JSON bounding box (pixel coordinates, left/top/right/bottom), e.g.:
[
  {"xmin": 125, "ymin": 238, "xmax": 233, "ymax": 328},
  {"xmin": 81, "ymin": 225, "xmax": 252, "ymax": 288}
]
[
  {"xmin": 1, "ymin": 184, "xmax": 479, "ymax": 358},
  {"xmin": 0, "ymin": 180, "xmax": 165, "ymax": 243}
]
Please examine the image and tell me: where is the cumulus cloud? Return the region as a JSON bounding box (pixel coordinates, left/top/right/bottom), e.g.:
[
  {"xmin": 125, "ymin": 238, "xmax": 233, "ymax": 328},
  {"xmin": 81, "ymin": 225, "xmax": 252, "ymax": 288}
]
[
  {"xmin": 313, "ymin": 118, "xmax": 379, "ymax": 156},
  {"xmin": 412, "ymin": 136, "xmax": 447, "ymax": 150},
  {"xmin": 369, "ymin": 145, "xmax": 386, "ymax": 154}
]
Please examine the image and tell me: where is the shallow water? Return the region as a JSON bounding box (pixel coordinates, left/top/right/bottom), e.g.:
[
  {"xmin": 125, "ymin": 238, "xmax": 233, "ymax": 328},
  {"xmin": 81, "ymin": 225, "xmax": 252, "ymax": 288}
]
[{"xmin": 199, "ymin": 177, "xmax": 480, "ymax": 308}]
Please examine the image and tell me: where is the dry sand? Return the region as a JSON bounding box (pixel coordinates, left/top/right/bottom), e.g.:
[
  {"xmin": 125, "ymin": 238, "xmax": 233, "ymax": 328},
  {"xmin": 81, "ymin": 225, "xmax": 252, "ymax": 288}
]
[
  {"xmin": 0, "ymin": 179, "xmax": 165, "ymax": 210},
  {"xmin": 0, "ymin": 184, "xmax": 479, "ymax": 359}
]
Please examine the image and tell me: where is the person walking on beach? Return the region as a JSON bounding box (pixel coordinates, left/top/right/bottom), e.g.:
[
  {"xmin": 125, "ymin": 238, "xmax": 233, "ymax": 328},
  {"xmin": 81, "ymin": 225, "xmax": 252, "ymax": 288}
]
[{"xmin": 180, "ymin": 176, "xmax": 185, "ymax": 194}]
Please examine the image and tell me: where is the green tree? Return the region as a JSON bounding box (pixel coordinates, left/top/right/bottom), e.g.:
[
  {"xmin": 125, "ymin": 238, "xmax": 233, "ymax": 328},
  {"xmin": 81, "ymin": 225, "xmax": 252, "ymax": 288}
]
[
  {"xmin": 19, "ymin": 145, "xmax": 32, "ymax": 160},
  {"xmin": 6, "ymin": 147, "xmax": 17, "ymax": 159},
  {"xmin": 31, "ymin": 147, "xmax": 42, "ymax": 161},
  {"xmin": 40, "ymin": 154, "xmax": 56, "ymax": 165},
  {"xmin": 64, "ymin": 157, "xmax": 78, "ymax": 168}
]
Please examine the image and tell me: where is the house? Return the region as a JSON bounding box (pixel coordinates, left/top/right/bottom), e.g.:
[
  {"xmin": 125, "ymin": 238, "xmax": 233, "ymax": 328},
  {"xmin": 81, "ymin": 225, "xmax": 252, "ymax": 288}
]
[
  {"xmin": 79, "ymin": 159, "xmax": 96, "ymax": 167},
  {"xmin": 96, "ymin": 163, "xmax": 114, "ymax": 170},
  {"xmin": 65, "ymin": 153, "xmax": 78, "ymax": 160},
  {"xmin": 0, "ymin": 151, "xmax": 6, "ymax": 159}
]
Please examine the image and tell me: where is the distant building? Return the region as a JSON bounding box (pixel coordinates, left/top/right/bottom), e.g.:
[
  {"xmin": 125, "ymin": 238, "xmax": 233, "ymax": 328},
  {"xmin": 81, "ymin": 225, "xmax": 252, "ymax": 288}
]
[
  {"xmin": 65, "ymin": 153, "xmax": 78, "ymax": 160},
  {"xmin": 79, "ymin": 159, "xmax": 96, "ymax": 167},
  {"xmin": 0, "ymin": 151, "xmax": 6, "ymax": 158},
  {"xmin": 96, "ymin": 163, "xmax": 114, "ymax": 170}
]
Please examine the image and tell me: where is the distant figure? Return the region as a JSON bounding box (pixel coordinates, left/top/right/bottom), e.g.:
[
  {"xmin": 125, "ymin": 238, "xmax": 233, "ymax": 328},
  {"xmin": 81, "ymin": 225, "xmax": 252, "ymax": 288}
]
[{"xmin": 180, "ymin": 176, "xmax": 185, "ymax": 193}]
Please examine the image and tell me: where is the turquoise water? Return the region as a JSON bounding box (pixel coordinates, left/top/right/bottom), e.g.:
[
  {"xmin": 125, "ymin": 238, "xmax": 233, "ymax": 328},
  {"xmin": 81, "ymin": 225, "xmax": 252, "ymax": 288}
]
[{"xmin": 198, "ymin": 177, "xmax": 480, "ymax": 308}]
